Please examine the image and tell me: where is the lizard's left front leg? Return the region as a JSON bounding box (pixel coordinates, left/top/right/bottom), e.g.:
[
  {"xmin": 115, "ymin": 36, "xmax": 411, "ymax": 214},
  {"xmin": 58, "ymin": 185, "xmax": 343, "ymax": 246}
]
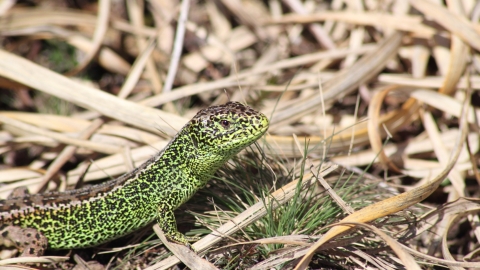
[{"xmin": 156, "ymin": 206, "xmax": 199, "ymax": 250}]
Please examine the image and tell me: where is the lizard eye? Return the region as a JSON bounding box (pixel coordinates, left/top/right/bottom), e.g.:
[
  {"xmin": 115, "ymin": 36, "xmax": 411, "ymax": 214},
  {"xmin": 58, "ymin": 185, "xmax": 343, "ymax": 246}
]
[{"xmin": 220, "ymin": 120, "xmax": 230, "ymax": 129}]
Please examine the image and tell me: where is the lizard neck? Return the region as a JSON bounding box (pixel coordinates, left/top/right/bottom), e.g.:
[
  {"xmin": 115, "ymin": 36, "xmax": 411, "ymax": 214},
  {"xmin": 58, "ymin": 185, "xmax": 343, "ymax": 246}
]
[{"xmin": 162, "ymin": 128, "xmax": 228, "ymax": 190}]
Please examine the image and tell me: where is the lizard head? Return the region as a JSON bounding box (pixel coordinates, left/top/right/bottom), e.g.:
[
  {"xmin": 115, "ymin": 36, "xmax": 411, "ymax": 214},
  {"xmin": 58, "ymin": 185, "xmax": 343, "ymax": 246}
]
[{"xmin": 186, "ymin": 101, "xmax": 269, "ymax": 168}]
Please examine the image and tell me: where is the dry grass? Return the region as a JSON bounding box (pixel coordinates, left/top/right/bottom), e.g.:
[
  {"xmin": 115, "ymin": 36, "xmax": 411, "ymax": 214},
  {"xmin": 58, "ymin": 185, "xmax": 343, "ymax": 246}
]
[{"xmin": 1, "ymin": 0, "xmax": 480, "ymax": 269}]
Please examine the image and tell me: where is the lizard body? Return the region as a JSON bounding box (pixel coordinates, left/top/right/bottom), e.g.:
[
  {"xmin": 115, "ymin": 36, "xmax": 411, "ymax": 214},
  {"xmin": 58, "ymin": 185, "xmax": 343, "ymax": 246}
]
[{"xmin": 0, "ymin": 102, "xmax": 269, "ymax": 255}]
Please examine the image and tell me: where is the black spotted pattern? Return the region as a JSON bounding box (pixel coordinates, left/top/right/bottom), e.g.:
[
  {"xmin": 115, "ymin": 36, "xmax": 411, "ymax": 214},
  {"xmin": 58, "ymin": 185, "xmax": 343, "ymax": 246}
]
[{"xmin": 0, "ymin": 102, "xmax": 269, "ymax": 249}]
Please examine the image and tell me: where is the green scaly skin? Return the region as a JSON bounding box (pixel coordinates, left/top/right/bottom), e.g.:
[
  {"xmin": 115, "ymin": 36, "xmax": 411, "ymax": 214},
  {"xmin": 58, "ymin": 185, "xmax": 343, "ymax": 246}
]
[{"xmin": 0, "ymin": 102, "xmax": 269, "ymax": 253}]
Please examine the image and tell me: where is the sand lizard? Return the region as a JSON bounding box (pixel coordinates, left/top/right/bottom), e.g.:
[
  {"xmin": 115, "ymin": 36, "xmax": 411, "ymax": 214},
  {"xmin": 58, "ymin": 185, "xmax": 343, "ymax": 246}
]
[{"xmin": 0, "ymin": 102, "xmax": 269, "ymax": 256}]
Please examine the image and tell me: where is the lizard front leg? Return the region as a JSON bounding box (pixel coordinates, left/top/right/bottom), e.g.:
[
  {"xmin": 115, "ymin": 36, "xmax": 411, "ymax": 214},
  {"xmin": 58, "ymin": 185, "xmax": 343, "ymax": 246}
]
[{"xmin": 156, "ymin": 206, "xmax": 199, "ymax": 249}]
